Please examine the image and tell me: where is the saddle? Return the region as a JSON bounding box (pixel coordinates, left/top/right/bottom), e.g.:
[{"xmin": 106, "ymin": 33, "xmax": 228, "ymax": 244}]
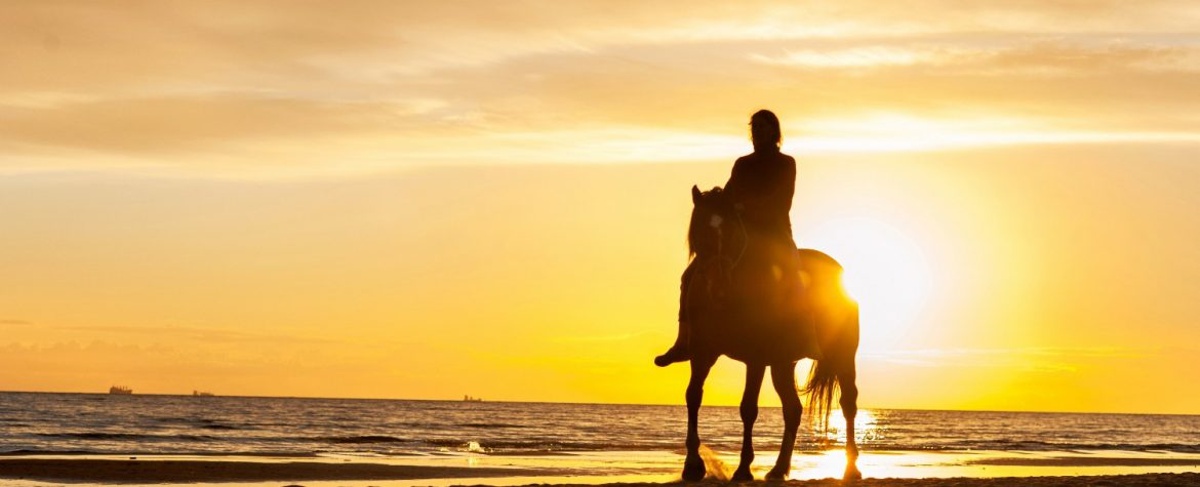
[{"xmin": 693, "ymin": 235, "xmax": 805, "ymax": 322}]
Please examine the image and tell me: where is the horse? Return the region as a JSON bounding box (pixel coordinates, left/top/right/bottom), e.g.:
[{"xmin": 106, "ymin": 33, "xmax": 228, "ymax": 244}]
[{"xmin": 678, "ymin": 185, "xmax": 862, "ymax": 481}]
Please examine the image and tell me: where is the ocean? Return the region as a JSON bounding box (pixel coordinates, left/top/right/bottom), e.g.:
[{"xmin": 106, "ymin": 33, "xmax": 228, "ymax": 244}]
[{"xmin": 2, "ymin": 392, "xmax": 1199, "ymax": 483}]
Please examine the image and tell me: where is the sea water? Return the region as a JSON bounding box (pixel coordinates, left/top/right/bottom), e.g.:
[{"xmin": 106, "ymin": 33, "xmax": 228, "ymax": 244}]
[{"xmin": 2, "ymin": 392, "xmax": 1199, "ymax": 482}]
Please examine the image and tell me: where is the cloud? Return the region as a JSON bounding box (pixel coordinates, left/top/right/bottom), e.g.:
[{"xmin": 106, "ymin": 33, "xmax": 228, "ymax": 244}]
[
  {"xmin": 1, "ymin": 1, "xmax": 1198, "ymax": 177},
  {"xmin": 52, "ymin": 324, "xmax": 335, "ymax": 345},
  {"xmin": 0, "ymin": 319, "xmax": 32, "ymax": 326},
  {"xmin": 554, "ymin": 331, "xmax": 657, "ymax": 343},
  {"xmin": 748, "ymin": 36, "xmax": 1200, "ymax": 74},
  {"xmin": 0, "ymin": 95, "xmax": 389, "ymax": 154},
  {"xmin": 861, "ymin": 346, "xmax": 1165, "ymax": 372},
  {"xmin": 5, "ymin": 1, "xmax": 1197, "ymax": 93}
]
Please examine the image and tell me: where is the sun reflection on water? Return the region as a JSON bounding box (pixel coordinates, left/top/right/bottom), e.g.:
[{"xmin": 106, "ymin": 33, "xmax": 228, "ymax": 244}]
[
  {"xmin": 747, "ymin": 409, "xmax": 887, "ymax": 480},
  {"xmin": 809, "ymin": 408, "xmax": 882, "ymax": 446}
]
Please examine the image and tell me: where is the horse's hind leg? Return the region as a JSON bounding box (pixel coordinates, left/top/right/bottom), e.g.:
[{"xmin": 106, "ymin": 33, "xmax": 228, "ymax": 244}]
[
  {"xmin": 840, "ymin": 307, "xmax": 863, "ymax": 480},
  {"xmin": 732, "ymin": 363, "xmax": 766, "ymax": 481},
  {"xmin": 682, "ymin": 354, "xmax": 716, "ymax": 481},
  {"xmin": 838, "ymin": 361, "xmax": 862, "ymax": 480},
  {"xmin": 766, "ymin": 361, "xmax": 801, "ymax": 481}
]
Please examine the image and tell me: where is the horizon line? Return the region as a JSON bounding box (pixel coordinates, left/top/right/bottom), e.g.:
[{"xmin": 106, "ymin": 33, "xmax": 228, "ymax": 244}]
[{"xmin": 1, "ymin": 389, "xmax": 1196, "ymax": 417}]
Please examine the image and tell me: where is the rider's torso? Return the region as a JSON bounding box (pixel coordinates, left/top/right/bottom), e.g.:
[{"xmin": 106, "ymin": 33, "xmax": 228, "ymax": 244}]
[{"xmin": 725, "ymin": 151, "xmax": 796, "ymax": 242}]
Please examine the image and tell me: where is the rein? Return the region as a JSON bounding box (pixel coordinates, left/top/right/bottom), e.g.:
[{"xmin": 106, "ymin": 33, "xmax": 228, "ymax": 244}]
[
  {"xmin": 699, "ymin": 203, "xmax": 749, "ymax": 296},
  {"xmin": 712, "ymin": 206, "xmax": 749, "ymax": 271},
  {"xmin": 729, "ymin": 209, "xmax": 749, "ymax": 269},
  {"xmin": 689, "ymin": 189, "xmax": 752, "ymax": 303}
]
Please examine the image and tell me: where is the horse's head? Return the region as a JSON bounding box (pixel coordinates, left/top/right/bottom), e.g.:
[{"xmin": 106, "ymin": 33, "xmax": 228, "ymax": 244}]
[{"xmin": 687, "ymin": 185, "xmax": 744, "ymax": 262}]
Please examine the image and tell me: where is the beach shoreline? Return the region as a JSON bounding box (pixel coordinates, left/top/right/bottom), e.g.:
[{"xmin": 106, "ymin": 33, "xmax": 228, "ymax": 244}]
[
  {"xmin": 489, "ymin": 475, "xmax": 1200, "ymax": 487},
  {"xmin": 481, "ymin": 474, "xmax": 1200, "ymax": 487},
  {"xmin": 0, "ymin": 457, "xmax": 559, "ymax": 483},
  {"xmin": 1, "ymin": 453, "xmax": 1199, "ymax": 486}
]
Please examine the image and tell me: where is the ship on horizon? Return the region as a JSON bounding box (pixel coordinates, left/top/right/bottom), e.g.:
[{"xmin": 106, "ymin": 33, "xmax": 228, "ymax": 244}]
[
  {"xmin": 108, "ymin": 385, "xmax": 132, "ymax": 395},
  {"xmin": 193, "ymin": 390, "xmax": 215, "ymax": 397}
]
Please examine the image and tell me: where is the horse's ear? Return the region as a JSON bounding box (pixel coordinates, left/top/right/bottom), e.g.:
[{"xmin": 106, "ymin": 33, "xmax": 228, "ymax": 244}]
[{"xmin": 691, "ymin": 185, "xmax": 702, "ymax": 205}]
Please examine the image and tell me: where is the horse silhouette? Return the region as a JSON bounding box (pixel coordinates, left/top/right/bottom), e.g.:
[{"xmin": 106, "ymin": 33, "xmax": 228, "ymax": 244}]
[{"xmin": 679, "ymin": 185, "xmax": 862, "ymax": 481}]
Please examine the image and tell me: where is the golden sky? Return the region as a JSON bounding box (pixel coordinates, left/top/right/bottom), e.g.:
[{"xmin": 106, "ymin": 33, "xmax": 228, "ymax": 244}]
[{"xmin": 1, "ymin": 1, "xmax": 1198, "ymax": 414}]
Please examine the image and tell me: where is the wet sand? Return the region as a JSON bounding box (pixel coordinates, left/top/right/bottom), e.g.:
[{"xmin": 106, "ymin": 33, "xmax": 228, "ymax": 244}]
[
  {"xmin": 485, "ymin": 474, "xmax": 1200, "ymax": 486},
  {"xmin": 0, "ymin": 458, "xmax": 557, "ymax": 483},
  {"xmin": 1, "ymin": 455, "xmax": 1198, "ymax": 485}
]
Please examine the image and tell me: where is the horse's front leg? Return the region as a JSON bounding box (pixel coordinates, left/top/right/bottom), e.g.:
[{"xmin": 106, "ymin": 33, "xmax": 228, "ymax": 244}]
[
  {"xmin": 732, "ymin": 363, "xmax": 766, "ymax": 481},
  {"xmin": 766, "ymin": 361, "xmax": 801, "ymax": 481},
  {"xmin": 683, "ymin": 355, "xmax": 716, "ymax": 481}
]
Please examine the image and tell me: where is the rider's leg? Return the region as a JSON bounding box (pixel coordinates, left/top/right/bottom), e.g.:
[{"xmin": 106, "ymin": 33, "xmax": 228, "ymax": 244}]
[
  {"xmin": 656, "ymin": 262, "xmax": 695, "ymax": 367},
  {"xmin": 771, "ymin": 238, "xmax": 822, "ymax": 361},
  {"xmin": 799, "ymin": 308, "xmax": 823, "ymax": 361},
  {"xmin": 785, "ymin": 250, "xmax": 823, "ymax": 361}
]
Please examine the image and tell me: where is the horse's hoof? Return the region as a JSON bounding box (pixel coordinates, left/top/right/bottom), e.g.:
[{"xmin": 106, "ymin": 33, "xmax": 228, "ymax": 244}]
[
  {"xmin": 764, "ymin": 467, "xmax": 789, "ymax": 481},
  {"xmin": 682, "ymin": 455, "xmax": 707, "ymax": 481},
  {"xmin": 844, "ymin": 464, "xmax": 863, "ymax": 481},
  {"xmin": 731, "ymin": 466, "xmax": 754, "ymax": 481}
]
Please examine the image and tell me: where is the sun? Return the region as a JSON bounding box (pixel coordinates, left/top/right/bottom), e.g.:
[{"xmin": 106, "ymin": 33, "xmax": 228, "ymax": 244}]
[{"xmin": 798, "ymin": 217, "xmax": 933, "ymax": 348}]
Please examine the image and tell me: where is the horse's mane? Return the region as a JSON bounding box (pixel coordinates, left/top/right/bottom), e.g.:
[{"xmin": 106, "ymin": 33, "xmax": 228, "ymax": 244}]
[
  {"xmin": 686, "ymin": 205, "xmax": 703, "ymax": 259},
  {"xmin": 686, "ymin": 187, "xmax": 729, "ymax": 258}
]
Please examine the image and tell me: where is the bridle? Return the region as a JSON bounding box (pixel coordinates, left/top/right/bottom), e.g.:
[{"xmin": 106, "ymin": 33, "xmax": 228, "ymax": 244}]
[
  {"xmin": 710, "ymin": 207, "xmax": 748, "ymax": 271},
  {"xmin": 688, "ymin": 190, "xmax": 752, "ymax": 308},
  {"xmin": 697, "ymin": 195, "xmax": 749, "ymax": 290}
]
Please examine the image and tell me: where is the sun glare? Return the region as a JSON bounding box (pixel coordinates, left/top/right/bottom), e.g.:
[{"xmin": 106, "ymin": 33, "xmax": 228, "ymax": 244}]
[{"xmin": 800, "ymin": 218, "xmax": 933, "ymax": 348}]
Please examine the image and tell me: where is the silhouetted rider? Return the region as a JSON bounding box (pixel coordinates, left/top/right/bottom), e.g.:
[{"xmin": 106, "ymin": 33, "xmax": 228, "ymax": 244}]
[{"xmin": 655, "ymin": 109, "xmax": 819, "ymax": 366}]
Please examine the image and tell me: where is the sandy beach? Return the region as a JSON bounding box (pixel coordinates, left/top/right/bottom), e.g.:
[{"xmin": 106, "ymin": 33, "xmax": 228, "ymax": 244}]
[{"xmin": 1, "ymin": 457, "xmax": 1199, "ymax": 486}]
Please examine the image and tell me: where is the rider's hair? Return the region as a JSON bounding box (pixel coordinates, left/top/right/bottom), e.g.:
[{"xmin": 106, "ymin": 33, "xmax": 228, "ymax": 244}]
[{"xmin": 750, "ymin": 109, "xmax": 781, "ymax": 153}]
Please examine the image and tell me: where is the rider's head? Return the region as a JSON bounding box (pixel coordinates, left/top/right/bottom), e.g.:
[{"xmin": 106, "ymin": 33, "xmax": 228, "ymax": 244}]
[{"xmin": 750, "ymin": 109, "xmax": 781, "ymax": 153}]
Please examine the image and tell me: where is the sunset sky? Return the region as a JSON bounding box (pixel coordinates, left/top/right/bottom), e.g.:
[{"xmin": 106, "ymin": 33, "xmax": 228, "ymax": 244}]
[{"xmin": 1, "ymin": 2, "xmax": 1198, "ymax": 414}]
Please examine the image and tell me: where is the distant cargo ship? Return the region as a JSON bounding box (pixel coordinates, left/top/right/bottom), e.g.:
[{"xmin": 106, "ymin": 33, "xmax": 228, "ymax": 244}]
[
  {"xmin": 463, "ymin": 395, "xmax": 483, "ymax": 402},
  {"xmin": 192, "ymin": 390, "xmax": 215, "ymax": 397},
  {"xmin": 109, "ymin": 386, "xmax": 132, "ymax": 395}
]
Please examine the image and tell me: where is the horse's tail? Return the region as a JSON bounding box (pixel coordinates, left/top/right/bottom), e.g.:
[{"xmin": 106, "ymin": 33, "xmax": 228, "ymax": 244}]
[
  {"xmin": 803, "ymin": 301, "xmax": 860, "ymax": 437},
  {"xmin": 804, "ymin": 351, "xmax": 840, "ymax": 435},
  {"xmin": 795, "ymin": 248, "xmax": 858, "ymax": 436}
]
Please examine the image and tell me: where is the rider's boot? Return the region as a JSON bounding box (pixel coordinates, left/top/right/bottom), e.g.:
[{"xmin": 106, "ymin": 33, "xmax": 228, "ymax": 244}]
[{"xmin": 655, "ymin": 321, "xmax": 691, "ymax": 367}]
